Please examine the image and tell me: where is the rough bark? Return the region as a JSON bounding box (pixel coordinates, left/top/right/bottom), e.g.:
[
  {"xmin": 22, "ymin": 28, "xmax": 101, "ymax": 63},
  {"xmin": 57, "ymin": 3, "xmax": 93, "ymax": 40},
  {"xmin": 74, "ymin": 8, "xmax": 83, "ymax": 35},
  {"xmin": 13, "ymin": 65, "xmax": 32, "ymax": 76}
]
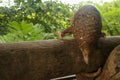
[
  {"xmin": 96, "ymin": 44, "xmax": 120, "ymax": 80},
  {"xmin": 0, "ymin": 36, "xmax": 120, "ymax": 80}
]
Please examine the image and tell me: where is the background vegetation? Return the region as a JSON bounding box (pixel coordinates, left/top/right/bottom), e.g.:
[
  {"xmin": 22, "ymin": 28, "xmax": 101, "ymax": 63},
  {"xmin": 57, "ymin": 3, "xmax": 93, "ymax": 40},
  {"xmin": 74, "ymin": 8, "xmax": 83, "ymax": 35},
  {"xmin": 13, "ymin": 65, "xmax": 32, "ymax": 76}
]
[{"xmin": 0, "ymin": 0, "xmax": 120, "ymax": 42}]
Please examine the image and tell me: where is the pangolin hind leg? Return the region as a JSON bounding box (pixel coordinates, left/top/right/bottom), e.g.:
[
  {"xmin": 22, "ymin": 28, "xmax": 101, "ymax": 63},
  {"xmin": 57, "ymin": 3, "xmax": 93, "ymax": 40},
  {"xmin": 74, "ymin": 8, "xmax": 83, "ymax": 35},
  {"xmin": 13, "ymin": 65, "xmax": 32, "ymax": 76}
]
[
  {"xmin": 79, "ymin": 42, "xmax": 92, "ymax": 64},
  {"xmin": 80, "ymin": 47, "xmax": 89, "ymax": 64}
]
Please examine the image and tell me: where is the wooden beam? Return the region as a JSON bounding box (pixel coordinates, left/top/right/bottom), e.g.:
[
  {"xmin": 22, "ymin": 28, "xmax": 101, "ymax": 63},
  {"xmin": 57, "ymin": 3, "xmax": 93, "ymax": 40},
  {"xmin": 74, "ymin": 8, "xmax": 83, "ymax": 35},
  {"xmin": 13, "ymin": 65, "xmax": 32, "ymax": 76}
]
[
  {"xmin": 0, "ymin": 36, "xmax": 120, "ymax": 80},
  {"xmin": 96, "ymin": 44, "xmax": 120, "ymax": 80}
]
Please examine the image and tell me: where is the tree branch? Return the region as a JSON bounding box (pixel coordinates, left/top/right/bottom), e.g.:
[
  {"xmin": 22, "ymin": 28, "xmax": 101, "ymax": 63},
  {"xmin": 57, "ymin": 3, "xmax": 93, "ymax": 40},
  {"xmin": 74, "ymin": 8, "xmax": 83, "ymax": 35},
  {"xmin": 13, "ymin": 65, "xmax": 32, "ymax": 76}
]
[
  {"xmin": 0, "ymin": 36, "xmax": 120, "ymax": 80},
  {"xmin": 96, "ymin": 44, "xmax": 120, "ymax": 80}
]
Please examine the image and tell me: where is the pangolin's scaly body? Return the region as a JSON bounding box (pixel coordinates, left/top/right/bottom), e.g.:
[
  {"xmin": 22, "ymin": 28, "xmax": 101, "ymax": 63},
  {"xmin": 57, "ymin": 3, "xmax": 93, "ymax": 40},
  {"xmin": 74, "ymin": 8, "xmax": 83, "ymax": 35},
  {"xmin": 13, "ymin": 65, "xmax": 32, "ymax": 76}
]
[{"xmin": 60, "ymin": 5, "xmax": 102, "ymax": 64}]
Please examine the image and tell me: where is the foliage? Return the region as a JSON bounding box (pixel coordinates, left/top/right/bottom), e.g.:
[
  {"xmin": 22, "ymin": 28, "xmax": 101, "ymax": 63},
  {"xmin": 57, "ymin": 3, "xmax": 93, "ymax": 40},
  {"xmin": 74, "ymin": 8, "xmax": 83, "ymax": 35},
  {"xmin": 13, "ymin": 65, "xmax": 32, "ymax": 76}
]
[
  {"xmin": 102, "ymin": 8, "xmax": 120, "ymax": 36},
  {"xmin": 0, "ymin": 20, "xmax": 58, "ymax": 42},
  {"xmin": 0, "ymin": 0, "xmax": 120, "ymax": 42},
  {"xmin": 0, "ymin": 21, "xmax": 41, "ymax": 42},
  {"xmin": 96, "ymin": 0, "xmax": 120, "ymax": 36},
  {"xmin": 0, "ymin": 0, "xmax": 73, "ymax": 43}
]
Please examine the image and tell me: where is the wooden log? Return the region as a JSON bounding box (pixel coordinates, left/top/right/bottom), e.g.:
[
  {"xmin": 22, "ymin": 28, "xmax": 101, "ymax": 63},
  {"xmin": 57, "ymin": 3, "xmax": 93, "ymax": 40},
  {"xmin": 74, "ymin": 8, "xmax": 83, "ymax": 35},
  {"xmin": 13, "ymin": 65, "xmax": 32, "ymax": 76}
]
[
  {"xmin": 96, "ymin": 44, "xmax": 120, "ymax": 80},
  {"xmin": 0, "ymin": 36, "xmax": 120, "ymax": 80}
]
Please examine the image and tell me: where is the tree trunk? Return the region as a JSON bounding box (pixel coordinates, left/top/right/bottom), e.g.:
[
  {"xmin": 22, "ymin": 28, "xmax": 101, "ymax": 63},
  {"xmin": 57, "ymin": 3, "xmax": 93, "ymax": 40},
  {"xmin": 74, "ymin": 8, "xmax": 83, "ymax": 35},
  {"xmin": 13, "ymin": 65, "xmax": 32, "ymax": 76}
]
[
  {"xmin": 0, "ymin": 36, "xmax": 120, "ymax": 80},
  {"xmin": 96, "ymin": 44, "xmax": 120, "ymax": 80}
]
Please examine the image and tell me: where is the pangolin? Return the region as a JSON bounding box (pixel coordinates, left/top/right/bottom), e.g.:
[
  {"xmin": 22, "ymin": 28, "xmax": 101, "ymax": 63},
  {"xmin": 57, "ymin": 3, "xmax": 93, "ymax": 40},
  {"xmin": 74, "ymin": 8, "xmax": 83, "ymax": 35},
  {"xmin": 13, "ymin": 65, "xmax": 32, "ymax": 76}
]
[{"xmin": 58, "ymin": 5, "xmax": 103, "ymax": 64}]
